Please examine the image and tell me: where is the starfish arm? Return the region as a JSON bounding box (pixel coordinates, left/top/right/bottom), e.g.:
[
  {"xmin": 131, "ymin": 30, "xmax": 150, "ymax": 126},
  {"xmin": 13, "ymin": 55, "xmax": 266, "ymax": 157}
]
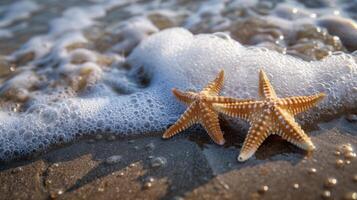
[
  {"xmin": 172, "ymin": 88, "xmax": 194, "ymax": 105},
  {"xmin": 162, "ymin": 102, "xmax": 198, "ymax": 139},
  {"xmin": 203, "ymin": 70, "xmax": 224, "ymax": 95},
  {"xmin": 273, "ymin": 107, "xmax": 315, "ymax": 151},
  {"xmin": 279, "ymin": 93, "xmax": 325, "ymax": 115},
  {"xmin": 212, "ymin": 101, "xmax": 261, "ymax": 121},
  {"xmin": 238, "ymin": 118, "xmax": 270, "ymax": 162},
  {"xmin": 258, "ymin": 69, "xmax": 277, "ymax": 99},
  {"xmin": 199, "ymin": 104, "xmax": 225, "ymax": 145}
]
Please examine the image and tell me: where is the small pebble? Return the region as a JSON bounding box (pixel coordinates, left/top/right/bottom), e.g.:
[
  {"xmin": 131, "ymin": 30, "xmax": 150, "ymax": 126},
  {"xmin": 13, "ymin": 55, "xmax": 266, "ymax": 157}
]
[
  {"xmin": 143, "ymin": 182, "xmax": 152, "ymax": 189},
  {"xmin": 11, "ymin": 167, "xmax": 23, "ymax": 174},
  {"xmin": 145, "ymin": 142, "xmax": 155, "ymax": 151},
  {"xmin": 324, "ymin": 177, "xmax": 338, "ymax": 188},
  {"xmin": 9, "ymin": 65, "xmax": 16, "ymax": 72},
  {"xmin": 341, "ymin": 144, "xmax": 353, "ymax": 153},
  {"xmin": 336, "ymin": 159, "xmax": 344, "ymax": 168},
  {"xmin": 150, "ymin": 157, "xmax": 167, "ymax": 168},
  {"xmin": 346, "ymin": 114, "xmax": 357, "ymax": 122},
  {"xmin": 308, "ymin": 168, "xmax": 317, "ymax": 174},
  {"xmin": 105, "ymin": 155, "xmax": 122, "ymax": 165},
  {"xmin": 258, "ymin": 185, "xmax": 269, "ymax": 194},
  {"xmin": 345, "ymin": 152, "xmax": 356, "ymax": 160},
  {"xmin": 321, "ymin": 190, "xmax": 331, "ymax": 199},
  {"xmin": 293, "ymin": 183, "xmax": 299, "ymax": 189},
  {"xmin": 344, "ymin": 192, "xmax": 357, "ymax": 200},
  {"xmin": 146, "ymin": 177, "xmax": 155, "ymax": 183}
]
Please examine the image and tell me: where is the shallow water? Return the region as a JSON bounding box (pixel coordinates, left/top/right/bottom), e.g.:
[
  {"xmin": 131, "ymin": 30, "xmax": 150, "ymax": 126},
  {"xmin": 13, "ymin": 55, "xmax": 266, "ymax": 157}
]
[{"xmin": 0, "ymin": 0, "xmax": 356, "ymax": 161}]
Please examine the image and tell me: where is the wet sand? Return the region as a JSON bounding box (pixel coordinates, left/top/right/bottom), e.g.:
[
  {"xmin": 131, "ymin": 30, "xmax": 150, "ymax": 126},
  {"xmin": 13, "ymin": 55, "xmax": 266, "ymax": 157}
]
[{"xmin": 0, "ymin": 117, "xmax": 356, "ymax": 200}]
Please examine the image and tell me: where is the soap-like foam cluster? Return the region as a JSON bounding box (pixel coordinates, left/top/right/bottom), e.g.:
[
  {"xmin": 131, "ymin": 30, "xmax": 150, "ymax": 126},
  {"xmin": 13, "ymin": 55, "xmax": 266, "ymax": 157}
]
[
  {"xmin": 0, "ymin": 28, "xmax": 356, "ymax": 161},
  {"xmin": 129, "ymin": 28, "xmax": 357, "ymax": 118}
]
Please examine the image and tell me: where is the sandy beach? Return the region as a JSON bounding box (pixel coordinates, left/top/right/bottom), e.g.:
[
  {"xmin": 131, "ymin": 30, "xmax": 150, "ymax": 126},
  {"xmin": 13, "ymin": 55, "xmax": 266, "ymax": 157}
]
[
  {"xmin": 1, "ymin": 117, "xmax": 356, "ymax": 200},
  {"xmin": 0, "ymin": 0, "xmax": 357, "ymax": 199}
]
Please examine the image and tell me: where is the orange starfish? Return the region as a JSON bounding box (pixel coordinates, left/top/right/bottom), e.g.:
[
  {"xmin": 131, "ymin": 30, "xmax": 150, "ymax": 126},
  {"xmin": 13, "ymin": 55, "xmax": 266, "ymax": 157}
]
[
  {"xmin": 162, "ymin": 70, "xmax": 238, "ymax": 145},
  {"xmin": 213, "ymin": 69, "xmax": 325, "ymax": 161}
]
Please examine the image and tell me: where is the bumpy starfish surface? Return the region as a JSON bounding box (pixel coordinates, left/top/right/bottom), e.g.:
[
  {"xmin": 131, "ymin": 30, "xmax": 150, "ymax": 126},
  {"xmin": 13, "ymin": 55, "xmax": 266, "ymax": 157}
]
[
  {"xmin": 213, "ymin": 69, "xmax": 325, "ymax": 162},
  {"xmin": 162, "ymin": 70, "xmax": 238, "ymax": 145}
]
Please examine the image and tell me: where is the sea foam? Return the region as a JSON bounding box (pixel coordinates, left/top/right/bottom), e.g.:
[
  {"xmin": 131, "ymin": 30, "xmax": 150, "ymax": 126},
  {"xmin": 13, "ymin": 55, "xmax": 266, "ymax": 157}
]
[
  {"xmin": 0, "ymin": 28, "xmax": 356, "ymax": 161},
  {"xmin": 0, "ymin": 0, "xmax": 40, "ymax": 39}
]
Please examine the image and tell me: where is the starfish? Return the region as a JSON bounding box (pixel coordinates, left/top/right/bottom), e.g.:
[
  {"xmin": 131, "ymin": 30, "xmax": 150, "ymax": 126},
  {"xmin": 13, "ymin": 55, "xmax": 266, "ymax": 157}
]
[
  {"xmin": 162, "ymin": 70, "xmax": 239, "ymax": 145},
  {"xmin": 213, "ymin": 69, "xmax": 325, "ymax": 162}
]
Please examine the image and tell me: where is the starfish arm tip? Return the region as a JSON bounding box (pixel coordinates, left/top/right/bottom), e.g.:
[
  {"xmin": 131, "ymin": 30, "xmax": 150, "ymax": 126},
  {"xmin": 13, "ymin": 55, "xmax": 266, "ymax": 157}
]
[
  {"xmin": 171, "ymin": 88, "xmax": 178, "ymax": 93},
  {"xmin": 162, "ymin": 129, "xmax": 178, "ymax": 139},
  {"xmin": 217, "ymin": 138, "xmax": 225, "ymax": 145},
  {"xmin": 311, "ymin": 93, "xmax": 326, "ymax": 105},
  {"xmin": 171, "ymin": 88, "xmax": 180, "ymax": 97},
  {"xmin": 259, "ymin": 69, "xmax": 268, "ymax": 78},
  {"xmin": 307, "ymin": 143, "xmax": 316, "ymax": 151},
  {"xmin": 299, "ymin": 140, "xmax": 316, "ymax": 151},
  {"xmin": 219, "ymin": 69, "xmax": 225, "ymax": 76},
  {"xmin": 237, "ymin": 150, "xmax": 255, "ymax": 162},
  {"xmin": 318, "ymin": 92, "xmax": 326, "ymax": 99},
  {"xmin": 237, "ymin": 155, "xmax": 248, "ymax": 162}
]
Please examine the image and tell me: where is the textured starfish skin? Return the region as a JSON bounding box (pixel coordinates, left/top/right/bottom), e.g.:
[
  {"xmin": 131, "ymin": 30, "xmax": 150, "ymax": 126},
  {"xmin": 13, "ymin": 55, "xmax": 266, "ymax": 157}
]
[
  {"xmin": 213, "ymin": 70, "xmax": 325, "ymax": 162},
  {"xmin": 162, "ymin": 70, "xmax": 240, "ymax": 145}
]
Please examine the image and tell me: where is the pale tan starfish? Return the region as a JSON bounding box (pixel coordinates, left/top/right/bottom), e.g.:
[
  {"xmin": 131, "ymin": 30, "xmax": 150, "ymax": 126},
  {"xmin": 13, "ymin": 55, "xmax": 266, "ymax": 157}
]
[
  {"xmin": 162, "ymin": 70, "xmax": 239, "ymax": 145},
  {"xmin": 213, "ymin": 69, "xmax": 325, "ymax": 161}
]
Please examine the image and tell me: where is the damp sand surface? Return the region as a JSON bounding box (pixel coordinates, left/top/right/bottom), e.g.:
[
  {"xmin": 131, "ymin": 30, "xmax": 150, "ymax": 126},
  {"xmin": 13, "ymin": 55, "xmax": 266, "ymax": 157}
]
[{"xmin": 1, "ymin": 118, "xmax": 356, "ymax": 200}]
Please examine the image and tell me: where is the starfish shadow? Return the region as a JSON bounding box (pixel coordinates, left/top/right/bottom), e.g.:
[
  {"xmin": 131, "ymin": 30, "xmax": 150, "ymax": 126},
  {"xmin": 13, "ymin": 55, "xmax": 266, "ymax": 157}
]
[{"xmin": 188, "ymin": 121, "xmax": 306, "ymax": 174}]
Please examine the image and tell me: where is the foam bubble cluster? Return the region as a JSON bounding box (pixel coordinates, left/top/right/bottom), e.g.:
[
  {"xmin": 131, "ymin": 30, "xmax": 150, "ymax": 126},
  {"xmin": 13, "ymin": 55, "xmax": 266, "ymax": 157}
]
[
  {"xmin": 0, "ymin": 28, "xmax": 356, "ymax": 161},
  {"xmin": 129, "ymin": 28, "xmax": 357, "ymax": 117}
]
